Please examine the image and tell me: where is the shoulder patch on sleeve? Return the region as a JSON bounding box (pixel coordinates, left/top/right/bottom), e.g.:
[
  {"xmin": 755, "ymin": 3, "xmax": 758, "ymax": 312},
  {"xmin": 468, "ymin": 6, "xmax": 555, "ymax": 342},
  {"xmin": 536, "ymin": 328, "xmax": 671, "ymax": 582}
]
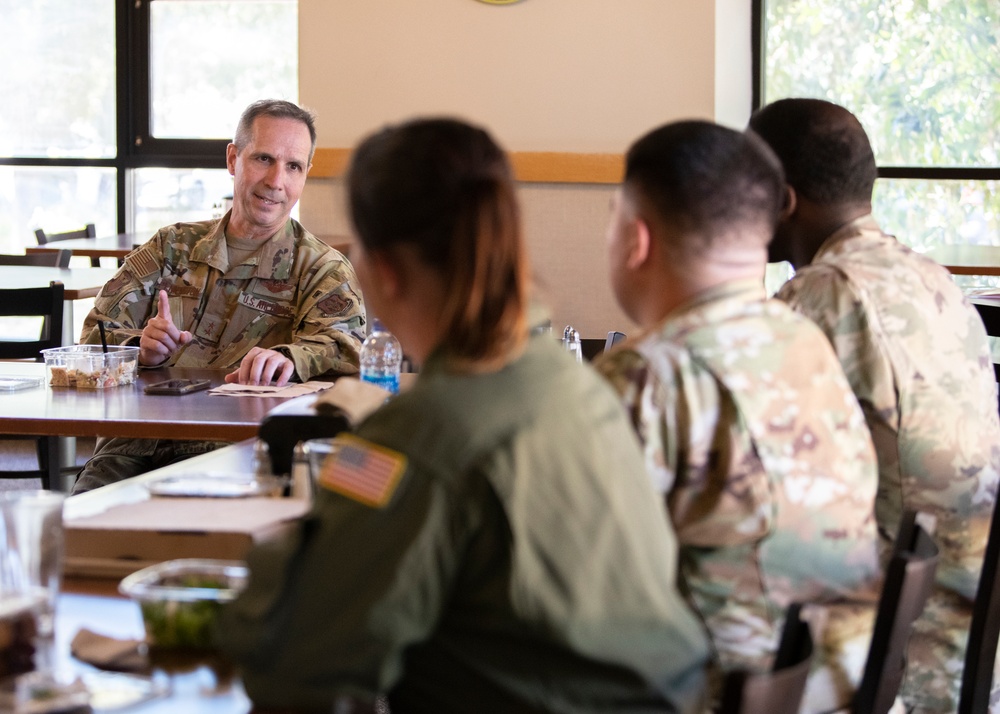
[
  {"xmin": 316, "ymin": 292, "xmax": 351, "ymax": 317},
  {"xmin": 317, "ymin": 434, "xmax": 407, "ymax": 508},
  {"xmin": 125, "ymin": 245, "xmax": 160, "ymax": 277},
  {"xmin": 100, "ymin": 270, "xmax": 134, "ymax": 298}
]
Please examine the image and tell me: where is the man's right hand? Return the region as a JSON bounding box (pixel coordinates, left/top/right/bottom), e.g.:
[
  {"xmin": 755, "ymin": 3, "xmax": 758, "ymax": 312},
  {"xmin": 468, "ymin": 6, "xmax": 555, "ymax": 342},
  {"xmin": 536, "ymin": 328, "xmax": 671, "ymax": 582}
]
[{"xmin": 139, "ymin": 289, "xmax": 192, "ymax": 366}]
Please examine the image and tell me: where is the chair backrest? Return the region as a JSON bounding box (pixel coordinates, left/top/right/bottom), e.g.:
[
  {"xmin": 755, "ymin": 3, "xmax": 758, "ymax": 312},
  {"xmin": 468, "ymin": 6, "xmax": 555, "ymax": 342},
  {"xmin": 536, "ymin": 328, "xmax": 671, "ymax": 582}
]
[
  {"xmin": 718, "ymin": 603, "xmax": 814, "ymax": 714},
  {"xmin": 0, "ymin": 282, "xmax": 65, "ymax": 360},
  {"xmin": 257, "ymin": 412, "xmax": 352, "ymax": 477},
  {"xmin": 971, "ymin": 299, "xmax": 1000, "ymax": 382},
  {"xmin": 854, "ymin": 511, "xmax": 939, "ymax": 714},
  {"xmin": 34, "ymin": 223, "xmax": 96, "ymax": 245},
  {"xmin": 604, "ymin": 330, "xmax": 626, "ymax": 353},
  {"xmin": 0, "ymin": 250, "xmax": 71, "ymax": 268},
  {"xmin": 959, "ymin": 493, "xmax": 1000, "ymax": 713}
]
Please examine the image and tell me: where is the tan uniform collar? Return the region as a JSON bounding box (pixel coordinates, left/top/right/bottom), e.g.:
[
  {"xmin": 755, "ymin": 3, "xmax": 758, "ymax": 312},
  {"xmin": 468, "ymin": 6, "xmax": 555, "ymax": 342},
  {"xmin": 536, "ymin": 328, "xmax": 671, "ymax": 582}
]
[
  {"xmin": 814, "ymin": 214, "xmax": 885, "ymax": 261},
  {"xmin": 191, "ymin": 211, "xmax": 298, "ymax": 279}
]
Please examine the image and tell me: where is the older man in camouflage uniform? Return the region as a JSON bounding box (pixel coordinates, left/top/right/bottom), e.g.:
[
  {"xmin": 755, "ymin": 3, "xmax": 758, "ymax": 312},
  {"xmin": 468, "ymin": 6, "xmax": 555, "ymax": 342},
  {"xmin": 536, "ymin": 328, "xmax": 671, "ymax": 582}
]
[
  {"xmin": 74, "ymin": 99, "xmax": 365, "ymax": 493},
  {"xmin": 595, "ymin": 120, "xmax": 883, "ymax": 713},
  {"xmin": 750, "ymin": 98, "xmax": 1000, "ymax": 712}
]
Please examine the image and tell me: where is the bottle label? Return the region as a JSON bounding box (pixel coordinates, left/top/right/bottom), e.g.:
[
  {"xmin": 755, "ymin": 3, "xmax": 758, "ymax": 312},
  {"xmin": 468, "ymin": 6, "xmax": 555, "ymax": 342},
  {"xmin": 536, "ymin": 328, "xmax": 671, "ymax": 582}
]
[{"xmin": 361, "ymin": 371, "xmax": 399, "ymax": 394}]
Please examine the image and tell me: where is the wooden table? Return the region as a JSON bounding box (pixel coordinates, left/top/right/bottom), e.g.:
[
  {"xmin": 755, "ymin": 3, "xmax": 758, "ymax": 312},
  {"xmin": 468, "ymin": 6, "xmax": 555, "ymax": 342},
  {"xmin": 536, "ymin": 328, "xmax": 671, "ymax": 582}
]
[
  {"xmin": 0, "ymin": 363, "xmax": 297, "ymax": 441},
  {"xmin": 52, "ymin": 442, "xmax": 263, "ymax": 712},
  {"xmin": 925, "ymin": 245, "xmax": 1000, "ymax": 277},
  {"xmin": 63, "ymin": 439, "xmax": 258, "ymax": 522},
  {"xmin": 0, "ymin": 266, "xmax": 117, "ymax": 302},
  {"xmin": 27, "ymin": 232, "xmax": 147, "ymax": 264}
]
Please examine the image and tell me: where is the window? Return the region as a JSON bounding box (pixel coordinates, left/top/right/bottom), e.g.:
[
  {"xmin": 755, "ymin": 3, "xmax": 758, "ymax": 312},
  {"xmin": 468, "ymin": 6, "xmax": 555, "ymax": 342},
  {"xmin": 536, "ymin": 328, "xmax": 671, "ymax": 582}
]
[
  {"xmin": 755, "ymin": 0, "xmax": 999, "ymax": 282},
  {"xmin": 0, "ymin": 0, "xmax": 297, "ymax": 253}
]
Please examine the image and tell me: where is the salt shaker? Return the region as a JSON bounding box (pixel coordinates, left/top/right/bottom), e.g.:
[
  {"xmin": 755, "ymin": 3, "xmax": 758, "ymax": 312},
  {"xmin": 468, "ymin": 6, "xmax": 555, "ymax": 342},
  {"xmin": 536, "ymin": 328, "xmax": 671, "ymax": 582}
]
[
  {"xmin": 562, "ymin": 325, "xmax": 583, "ymax": 363},
  {"xmin": 290, "ymin": 443, "xmax": 313, "ymax": 500}
]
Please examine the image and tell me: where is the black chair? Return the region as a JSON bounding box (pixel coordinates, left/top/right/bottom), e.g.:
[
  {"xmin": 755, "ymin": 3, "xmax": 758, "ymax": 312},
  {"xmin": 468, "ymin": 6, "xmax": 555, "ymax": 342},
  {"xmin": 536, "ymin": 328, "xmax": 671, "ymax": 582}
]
[
  {"xmin": 257, "ymin": 412, "xmax": 353, "ymax": 478},
  {"xmin": 34, "ymin": 223, "xmax": 99, "ymax": 267},
  {"xmin": 0, "ymin": 250, "xmax": 71, "ymax": 269},
  {"xmin": 958, "ymin": 493, "xmax": 1000, "ymax": 713},
  {"xmin": 0, "ymin": 281, "xmax": 65, "ymax": 489},
  {"xmin": 970, "ymin": 297, "xmax": 1000, "ymax": 382},
  {"xmin": 718, "ymin": 603, "xmax": 814, "ymax": 714},
  {"xmin": 854, "ymin": 511, "xmax": 940, "ymax": 714}
]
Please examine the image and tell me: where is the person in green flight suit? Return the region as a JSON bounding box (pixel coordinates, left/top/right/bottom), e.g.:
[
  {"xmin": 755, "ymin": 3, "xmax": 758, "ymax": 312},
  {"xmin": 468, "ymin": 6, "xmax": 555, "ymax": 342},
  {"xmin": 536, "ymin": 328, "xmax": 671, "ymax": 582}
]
[{"xmin": 218, "ymin": 117, "xmax": 710, "ymax": 713}]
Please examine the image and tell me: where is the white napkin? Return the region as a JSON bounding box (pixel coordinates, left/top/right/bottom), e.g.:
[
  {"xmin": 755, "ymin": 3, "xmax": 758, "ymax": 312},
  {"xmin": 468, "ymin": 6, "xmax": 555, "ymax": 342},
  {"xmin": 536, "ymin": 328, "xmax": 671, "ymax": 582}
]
[{"xmin": 207, "ymin": 380, "xmax": 334, "ymax": 398}]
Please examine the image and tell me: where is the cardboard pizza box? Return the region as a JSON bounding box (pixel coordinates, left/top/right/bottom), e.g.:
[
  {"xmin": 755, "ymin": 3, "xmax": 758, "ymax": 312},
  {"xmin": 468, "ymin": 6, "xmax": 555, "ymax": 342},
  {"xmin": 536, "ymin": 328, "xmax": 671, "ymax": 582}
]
[{"xmin": 64, "ymin": 497, "xmax": 309, "ymax": 579}]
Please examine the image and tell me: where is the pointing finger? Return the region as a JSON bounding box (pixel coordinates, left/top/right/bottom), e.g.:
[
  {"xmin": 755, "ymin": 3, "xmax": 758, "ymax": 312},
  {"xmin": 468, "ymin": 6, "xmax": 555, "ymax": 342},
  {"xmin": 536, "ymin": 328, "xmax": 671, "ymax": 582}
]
[{"xmin": 157, "ymin": 290, "xmax": 172, "ymax": 324}]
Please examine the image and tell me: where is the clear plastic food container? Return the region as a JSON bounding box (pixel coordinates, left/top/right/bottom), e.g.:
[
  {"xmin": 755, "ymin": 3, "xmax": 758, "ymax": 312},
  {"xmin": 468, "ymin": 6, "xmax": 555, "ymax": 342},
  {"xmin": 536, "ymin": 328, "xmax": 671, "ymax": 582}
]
[
  {"xmin": 41, "ymin": 345, "xmax": 139, "ymax": 389},
  {"xmin": 118, "ymin": 559, "xmax": 248, "ymax": 650}
]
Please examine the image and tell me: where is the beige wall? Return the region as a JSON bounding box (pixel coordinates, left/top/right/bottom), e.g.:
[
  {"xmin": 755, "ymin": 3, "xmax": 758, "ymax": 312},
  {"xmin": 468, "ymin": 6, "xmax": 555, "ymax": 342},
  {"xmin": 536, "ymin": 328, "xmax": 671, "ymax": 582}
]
[{"xmin": 298, "ymin": 0, "xmax": 751, "ymax": 338}]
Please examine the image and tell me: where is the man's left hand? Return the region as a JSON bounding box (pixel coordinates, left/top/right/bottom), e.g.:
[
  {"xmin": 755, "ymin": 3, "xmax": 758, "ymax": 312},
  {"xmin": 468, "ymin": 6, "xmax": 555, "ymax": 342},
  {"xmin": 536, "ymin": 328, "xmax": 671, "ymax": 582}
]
[{"xmin": 225, "ymin": 347, "xmax": 295, "ymax": 387}]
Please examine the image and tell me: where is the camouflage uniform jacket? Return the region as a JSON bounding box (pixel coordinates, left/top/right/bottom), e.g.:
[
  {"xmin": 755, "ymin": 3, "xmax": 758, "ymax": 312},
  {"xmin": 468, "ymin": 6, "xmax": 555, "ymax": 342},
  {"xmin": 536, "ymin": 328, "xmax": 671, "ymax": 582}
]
[
  {"xmin": 80, "ymin": 215, "xmax": 365, "ymax": 380},
  {"xmin": 221, "ymin": 335, "xmax": 710, "ymax": 713},
  {"xmin": 776, "ymin": 215, "xmax": 1000, "ymax": 712},
  {"xmin": 596, "ymin": 279, "xmax": 882, "ymax": 712}
]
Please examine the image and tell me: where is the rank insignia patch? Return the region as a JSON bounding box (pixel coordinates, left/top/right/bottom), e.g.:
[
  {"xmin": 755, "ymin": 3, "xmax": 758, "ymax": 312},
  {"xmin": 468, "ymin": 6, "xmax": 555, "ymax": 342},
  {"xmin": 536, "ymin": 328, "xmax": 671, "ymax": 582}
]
[
  {"xmin": 317, "ymin": 293, "xmax": 351, "ymax": 317},
  {"xmin": 101, "ymin": 270, "xmax": 134, "ymax": 297},
  {"xmin": 318, "ymin": 434, "xmax": 407, "ymax": 508}
]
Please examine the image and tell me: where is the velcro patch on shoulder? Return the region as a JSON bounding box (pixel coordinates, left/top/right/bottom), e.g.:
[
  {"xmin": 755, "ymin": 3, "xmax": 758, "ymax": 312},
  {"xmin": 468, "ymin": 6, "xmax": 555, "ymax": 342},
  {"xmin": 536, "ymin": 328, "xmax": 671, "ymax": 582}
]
[
  {"xmin": 126, "ymin": 246, "xmax": 160, "ymax": 277},
  {"xmin": 316, "ymin": 292, "xmax": 351, "ymax": 317},
  {"xmin": 317, "ymin": 434, "xmax": 407, "ymax": 508},
  {"xmin": 101, "ymin": 270, "xmax": 134, "ymax": 298}
]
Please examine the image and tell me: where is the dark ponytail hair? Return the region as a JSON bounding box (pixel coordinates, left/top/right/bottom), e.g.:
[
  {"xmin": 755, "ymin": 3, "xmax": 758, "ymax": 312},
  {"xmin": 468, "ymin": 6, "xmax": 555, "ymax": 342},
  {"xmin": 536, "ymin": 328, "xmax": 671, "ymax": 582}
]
[{"xmin": 347, "ymin": 118, "xmax": 527, "ymax": 367}]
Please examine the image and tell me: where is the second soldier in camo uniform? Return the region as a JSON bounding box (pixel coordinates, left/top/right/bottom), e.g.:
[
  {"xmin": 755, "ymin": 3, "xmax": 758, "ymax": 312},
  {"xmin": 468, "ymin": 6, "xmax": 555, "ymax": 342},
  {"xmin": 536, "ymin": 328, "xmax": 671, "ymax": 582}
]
[{"xmin": 596, "ymin": 120, "xmax": 884, "ymax": 713}]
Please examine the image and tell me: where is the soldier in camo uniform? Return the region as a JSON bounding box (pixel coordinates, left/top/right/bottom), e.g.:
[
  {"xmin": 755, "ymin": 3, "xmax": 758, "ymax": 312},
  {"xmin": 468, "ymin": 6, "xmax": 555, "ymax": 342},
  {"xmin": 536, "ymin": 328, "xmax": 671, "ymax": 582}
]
[
  {"xmin": 72, "ymin": 99, "xmax": 366, "ymax": 493},
  {"xmin": 750, "ymin": 97, "xmax": 1000, "ymax": 713},
  {"xmin": 594, "ymin": 120, "xmax": 884, "ymax": 713}
]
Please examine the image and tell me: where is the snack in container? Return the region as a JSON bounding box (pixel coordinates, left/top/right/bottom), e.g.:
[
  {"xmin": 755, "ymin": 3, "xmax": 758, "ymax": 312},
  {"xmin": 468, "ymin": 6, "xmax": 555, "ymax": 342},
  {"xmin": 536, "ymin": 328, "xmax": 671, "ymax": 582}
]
[
  {"xmin": 118, "ymin": 559, "xmax": 248, "ymax": 651},
  {"xmin": 41, "ymin": 345, "xmax": 139, "ymax": 389}
]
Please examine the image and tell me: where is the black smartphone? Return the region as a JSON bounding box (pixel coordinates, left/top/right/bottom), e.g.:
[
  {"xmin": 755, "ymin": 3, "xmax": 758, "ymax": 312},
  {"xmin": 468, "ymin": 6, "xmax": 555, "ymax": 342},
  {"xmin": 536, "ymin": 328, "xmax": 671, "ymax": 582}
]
[{"xmin": 144, "ymin": 378, "xmax": 212, "ymax": 395}]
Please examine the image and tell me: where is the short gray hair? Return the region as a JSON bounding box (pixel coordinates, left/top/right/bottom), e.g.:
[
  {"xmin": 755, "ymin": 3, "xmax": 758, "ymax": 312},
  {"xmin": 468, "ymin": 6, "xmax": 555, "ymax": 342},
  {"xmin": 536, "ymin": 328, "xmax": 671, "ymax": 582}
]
[{"xmin": 233, "ymin": 99, "xmax": 317, "ymax": 161}]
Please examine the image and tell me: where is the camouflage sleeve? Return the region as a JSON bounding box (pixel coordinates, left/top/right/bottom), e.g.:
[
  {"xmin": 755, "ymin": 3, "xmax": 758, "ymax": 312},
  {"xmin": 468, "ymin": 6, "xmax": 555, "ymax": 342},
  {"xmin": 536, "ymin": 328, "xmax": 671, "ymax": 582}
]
[
  {"xmin": 274, "ymin": 250, "xmax": 366, "ymax": 380},
  {"xmin": 776, "ymin": 266, "xmax": 896, "ymax": 429},
  {"xmin": 79, "ymin": 235, "xmax": 164, "ymax": 346},
  {"xmin": 595, "ymin": 347, "xmax": 680, "ymax": 496},
  {"xmin": 596, "ymin": 344, "xmax": 773, "ymax": 548}
]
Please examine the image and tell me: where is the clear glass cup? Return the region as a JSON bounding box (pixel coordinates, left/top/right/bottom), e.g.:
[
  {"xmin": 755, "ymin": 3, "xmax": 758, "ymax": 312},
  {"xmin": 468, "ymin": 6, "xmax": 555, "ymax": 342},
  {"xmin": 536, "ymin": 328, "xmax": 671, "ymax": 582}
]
[
  {"xmin": 0, "ymin": 491, "xmax": 65, "ymax": 648},
  {"xmin": 0, "ymin": 490, "xmax": 88, "ymax": 709},
  {"xmin": 303, "ymin": 438, "xmax": 341, "ymax": 493}
]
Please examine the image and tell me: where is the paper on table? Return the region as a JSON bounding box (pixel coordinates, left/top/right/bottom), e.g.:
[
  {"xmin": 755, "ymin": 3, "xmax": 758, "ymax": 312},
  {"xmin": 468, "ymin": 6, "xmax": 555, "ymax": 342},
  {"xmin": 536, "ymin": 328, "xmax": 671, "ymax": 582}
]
[
  {"xmin": 207, "ymin": 380, "xmax": 334, "ymax": 398},
  {"xmin": 312, "ymin": 376, "xmax": 391, "ymax": 425},
  {"xmin": 70, "ymin": 628, "xmax": 147, "ymax": 673}
]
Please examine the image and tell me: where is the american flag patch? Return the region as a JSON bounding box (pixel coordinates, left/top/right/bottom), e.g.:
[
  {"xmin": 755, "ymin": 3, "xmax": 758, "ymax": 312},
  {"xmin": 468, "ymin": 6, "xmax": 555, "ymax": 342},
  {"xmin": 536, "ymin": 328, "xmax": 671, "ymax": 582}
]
[
  {"xmin": 318, "ymin": 434, "xmax": 407, "ymax": 508},
  {"xmin": 126, "ymin": 246, "xmax": 160, "ymax": 277}
]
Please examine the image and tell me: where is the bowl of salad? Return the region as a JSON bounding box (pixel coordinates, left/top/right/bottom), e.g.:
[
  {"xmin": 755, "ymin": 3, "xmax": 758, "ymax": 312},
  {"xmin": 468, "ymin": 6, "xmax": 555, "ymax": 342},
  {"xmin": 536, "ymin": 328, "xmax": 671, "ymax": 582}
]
[{"xmin": 119, "ymin": 559, "xmax": 248, "ymax": 651}]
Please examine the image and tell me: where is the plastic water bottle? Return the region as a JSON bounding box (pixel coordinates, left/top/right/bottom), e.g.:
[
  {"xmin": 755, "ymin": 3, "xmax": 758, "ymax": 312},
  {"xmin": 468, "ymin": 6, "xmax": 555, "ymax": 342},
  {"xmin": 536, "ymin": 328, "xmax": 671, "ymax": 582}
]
[{"xmin": 360, "ymin": 319, "xmax": 402, "ymax": 394}]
